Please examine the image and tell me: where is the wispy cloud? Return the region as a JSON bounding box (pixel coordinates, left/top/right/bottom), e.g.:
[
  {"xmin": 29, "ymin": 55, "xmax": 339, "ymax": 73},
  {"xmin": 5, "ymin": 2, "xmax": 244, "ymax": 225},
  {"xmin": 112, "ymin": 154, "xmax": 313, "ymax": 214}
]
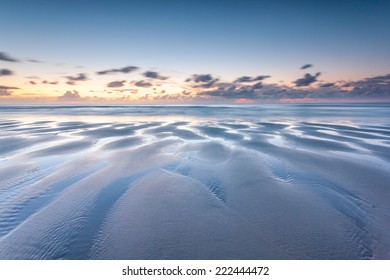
[
  {"xmin": 0, "ymin": 85, "xmax": 19, "ymax": 90},
  {"xmin": 27, "ymin": 59, "xmax": 42, "ymax": 63},
  {"xmin": 234, "ymin": 75, "xmax": 270, "ymax": 83},
  {"xmin": 97, "ymin": 66, "xmax": 138, "ymax": 75},
  {"xmin": 0, "ymin": 52, "xmax": 19, "ymax": 62},
  {"xmin": 300, "ymin": 64, "xmax": 313, "ymax": 70}
]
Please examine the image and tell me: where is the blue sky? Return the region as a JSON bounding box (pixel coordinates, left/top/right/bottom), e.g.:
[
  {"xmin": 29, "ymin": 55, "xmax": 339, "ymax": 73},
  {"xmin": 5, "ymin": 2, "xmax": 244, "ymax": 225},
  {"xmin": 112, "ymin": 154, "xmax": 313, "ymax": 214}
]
[{"xmin": 1, "ymin": 0, "xmax": 390, "ymax": 103}]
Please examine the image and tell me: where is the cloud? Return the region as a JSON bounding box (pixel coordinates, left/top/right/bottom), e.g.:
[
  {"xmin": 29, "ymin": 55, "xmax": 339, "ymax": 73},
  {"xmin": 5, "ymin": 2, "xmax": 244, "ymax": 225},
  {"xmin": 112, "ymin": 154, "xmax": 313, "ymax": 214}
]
[
  {"xmin": 107, "ymin": 80, "xmax": 126, "ymax": 88},
  {"xmin": 0, "ymin": 89, "xmax": 12, "ymax": 96},
  {"xmin": 65, "ymin": 73, "xmax": 88, "ymax": 85},
  {"xmin": 0, "ymin": 85, "xmax": 19, "ymax": 90},
  {"xmin": 143, "ymin": 71, "xmax": 168, "ymax": 80},
  {"xmin": 29, "ymin": 81, "xmax": 37, "ymax": 85},
  {"xmin": 0, "ymin": 52, "xmax": 19, "ymax": 62},
  {"xmin": 189, "ymin": 74, "xmax": 213, "ymax": 83},
  {"xmin": 198, "ymin": 83, "xmax": 265, "ymax": 99},
  {"xmin": 134, "ymin": 80, "xmax": 153, "ymax": 87},
  {"xmin": 350, "ymin": 73, "xmax": 390, "ymax": 88},
  {"xmin": 294, "ymin": 72, "xmax": 321, "ymax": 87},
  {"xmin": 342, "ymin": 73, "xmax": 390, "ymax": 98},
  {"xmin": 252, "ymin": 82, "xmax": 263, "ymax": 89},
  {"xmin": 27, "ymin": 59, "xmax": 42, "ymax": 63},
  {"xmin": 97, "ymin": 66, "xmax": 138, "ymax": 75},
  {"xmin": 319, "ymin": 82, "xmax": 335, "ymax": 87},
  {"xmin": 234, "ymin": 75, "xmax": 271, "ymax": 83},
  {"xmin": 197, "ymin": 79, "xmax": 219, "ymax": 88},
  {"xmin": 0, "ymin": 85, "xmax": 19, "ymax": 96},
  {"xmin": 0, "ymin": 69, "xmax": 13, "ymax": 76},
  {"xmin": 58, "ymin": 90, "xmax": 81, "ymax": 100},
  {"xmin": 42, "ymin": 80, "xmax": 58, "ymax": 85},
  {"xmin": 301, "ymin": 64, "xmax": 313, "ymax": 70},
  {"xmin": 186, "ymin": 74, "xmax": 219, "ymax": 88}
]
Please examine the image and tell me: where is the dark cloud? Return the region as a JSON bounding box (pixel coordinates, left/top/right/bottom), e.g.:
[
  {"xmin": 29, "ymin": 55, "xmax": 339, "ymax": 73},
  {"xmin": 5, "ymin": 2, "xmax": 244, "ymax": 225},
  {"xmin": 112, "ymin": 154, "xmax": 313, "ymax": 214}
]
[
  {"xmin": 198, "ymin": 82, "xmax": 269, "ymax": 99},
  {"xmin": 58, "ymin": 90, "xmax": 81, "ymax": 100},
  {"xmin": 351, "ymin": 74, "xmax": 390, "ymax": 88},
  {"xmin": 143, "ymin": 71, "xmax": 168, "ymax": 80},
  {"xmin": 97, "ymin": 66, "xmax": 138, "ymax": 75},
  {"xmin": 200, "ymin": 88, "xmax": 258, "ymax": 99},
  {"xmin": 196, "ymin": 82, "xmax": 337, "ymax": 101},
  {"xmin": 319, "ymin": 82, "xmax": 335, "ymax": 87},
  {"xmin": 254, "ymin": 75, "xmax": 271, "ymax": 81},
  {"xmin": 134, "ymin": 80, "xmax": 153, "ymax": 87},
  {"xmin": 107, "ymin": 80, "xmax": 126, "ymax": 88},
  {"xmin": 0, "ymin": 52, "xmax": 19, "ymax": 62},
  {"xmin": 0, "ymin": 89, "xmax": 12, "ymax": 96},
  {"xmin": 186, "ymin": 74, "xmax": 219, "ymax": 88},
  {"xmin": 342, "ymin": 74, "xmax": 390, "ymax": 98},
  {"xmin": 191, "ymin": 74, "xmax": 213, "ymax": 83},
  {"xmin": 294, "ymin": 72, "xmax": 321, "ymax": 87},
  {"xmin": 0, "ymin": 85, "xmax": 19, "ymax": 90},
  {"xmin": 234, "ymin": 76, "xmax": 253, "ymax": 83},
  {"xmin": 301, "ymin": 64, "xmax": 313, "ymax": 70},
  {"xmin": 0, "ymin": 69, "xmax": 13, "ymax": 76},
  {"xmin": 234, "ymin": 75, "xmax": 270, "ymax": 83},
  {"xmin": 197, "ymin": 79, "xmax": 219, "ymax": 88},
  {"xmin": 252, "ymin": 82, "xmax": 263, "ymax": 89},
  {"xmin": 65, "ymin": 73, "xmax": 88, "ymax": 85},
  {"xmin": 29, "ymin": 81, "xmax": 37, "ymax": 85}
]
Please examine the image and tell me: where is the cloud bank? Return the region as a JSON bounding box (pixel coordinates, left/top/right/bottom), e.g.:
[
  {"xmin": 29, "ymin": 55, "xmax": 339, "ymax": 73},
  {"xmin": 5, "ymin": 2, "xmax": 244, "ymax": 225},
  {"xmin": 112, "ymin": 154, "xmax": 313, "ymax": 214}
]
[{"xmin": 0, "ymin": 48, "xmax": 389, "ymax": 103}]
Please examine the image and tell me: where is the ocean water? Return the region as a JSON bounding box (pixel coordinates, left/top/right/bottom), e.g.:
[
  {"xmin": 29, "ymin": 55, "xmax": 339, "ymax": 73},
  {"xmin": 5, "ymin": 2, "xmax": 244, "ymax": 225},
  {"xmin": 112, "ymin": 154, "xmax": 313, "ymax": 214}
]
[{"xmin": 0, "ymin": 104, "xmax": 389, "ymax": 259}]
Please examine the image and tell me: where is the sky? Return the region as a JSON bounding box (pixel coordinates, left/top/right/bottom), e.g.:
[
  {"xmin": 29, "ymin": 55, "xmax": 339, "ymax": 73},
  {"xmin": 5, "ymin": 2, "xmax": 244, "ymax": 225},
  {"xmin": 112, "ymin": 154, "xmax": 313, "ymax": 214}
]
[{"xmin": 1, "ymin": 0, "xmax": 390, "ymax": 104}]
